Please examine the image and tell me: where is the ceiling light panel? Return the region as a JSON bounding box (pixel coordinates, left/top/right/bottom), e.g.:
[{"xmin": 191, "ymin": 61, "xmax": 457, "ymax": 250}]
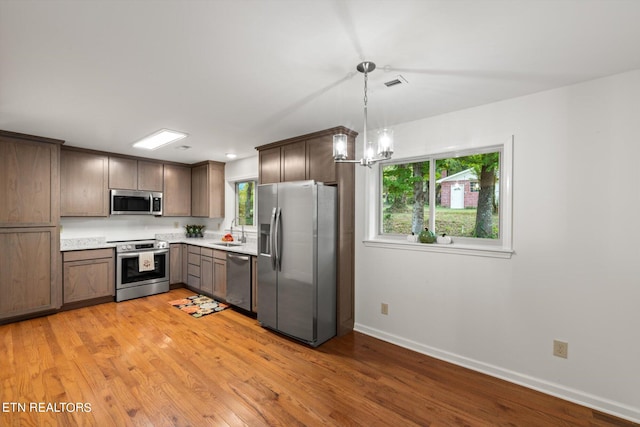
[{"xmin": 133, "ymin": 129, "xmax": 188, "ymax": 150}]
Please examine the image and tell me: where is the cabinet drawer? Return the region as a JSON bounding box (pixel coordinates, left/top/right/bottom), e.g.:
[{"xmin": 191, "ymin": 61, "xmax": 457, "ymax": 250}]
[
  {"xmin": 201, "ymin": 247, "xmax": 214, "ymax": 258},
  {"xmin": 187, "ymin": 275, "xmax": 201, "ymax": 288},
  {"xmin": 188, "ymin": 253, "xmax": 201, "ymax": 266},
  {"xmin": 213, "ymin": 250, "xmax": 227, "ymax": 260},
  {"xmin": 187, "ymin": 264, "xmax": 200, "ymax": 277},
  {"xmin": 188, "ymin": 245, "xmax": 201, "ymax": 255},
  {"xmin": 63, "ymin": 248, "xmax": 114, "ymax": 262}
]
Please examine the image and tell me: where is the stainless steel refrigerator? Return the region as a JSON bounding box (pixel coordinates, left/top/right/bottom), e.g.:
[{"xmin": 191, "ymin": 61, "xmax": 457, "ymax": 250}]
[{"xmin": 257, "ymin": 180, "xmax": 337, "ymax": 347}]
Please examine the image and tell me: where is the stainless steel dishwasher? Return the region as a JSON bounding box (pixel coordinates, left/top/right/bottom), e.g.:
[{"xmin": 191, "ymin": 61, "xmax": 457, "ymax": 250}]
[{"xmin": 226, "ymin": 252, "xmax": 252, "ymax": 311}]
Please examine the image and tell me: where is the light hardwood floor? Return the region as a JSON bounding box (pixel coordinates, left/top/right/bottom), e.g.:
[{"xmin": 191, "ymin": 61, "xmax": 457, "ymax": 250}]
[{"xmin": 0, "ymin": 288, "xmax": 635, "ymax": 426}]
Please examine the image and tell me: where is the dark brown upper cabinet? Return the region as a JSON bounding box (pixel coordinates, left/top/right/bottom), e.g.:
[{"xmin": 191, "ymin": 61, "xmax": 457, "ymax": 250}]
[
  {"xmin": 61, "ymin": 148, "xmax": 109, "ymax": 217},
  {"xmin": 257, "ymin": 127, "xmax": 356, "ymax": 185},
  {"xmin": 191, "ymin": 161, "xmax": 225, "ymax": 218},
  {"xmin": 109, "ymin": 157, "xmax": 163, "ymax": 192},
  {"xmin": 163, "ymin": 164, "xmax": 192, "ymax": 217}
]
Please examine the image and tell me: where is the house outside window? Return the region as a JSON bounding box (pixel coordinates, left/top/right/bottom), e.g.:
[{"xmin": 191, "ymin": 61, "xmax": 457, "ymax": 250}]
[{"xmin": 235, "ymin": 180, "xmax": 256, "ymax": 226}]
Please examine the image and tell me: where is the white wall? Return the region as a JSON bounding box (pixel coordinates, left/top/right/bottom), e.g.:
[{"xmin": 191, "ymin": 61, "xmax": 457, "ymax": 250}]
[{"xmin": 354, "ymin": 69, "xmax": 640, "ymax": 422}]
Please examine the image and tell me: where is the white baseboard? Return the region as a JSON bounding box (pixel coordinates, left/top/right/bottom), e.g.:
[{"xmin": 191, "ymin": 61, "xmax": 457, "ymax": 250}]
[{"xmin": 354, "ymin": 323, "xmax": 640, "ymax": 424}]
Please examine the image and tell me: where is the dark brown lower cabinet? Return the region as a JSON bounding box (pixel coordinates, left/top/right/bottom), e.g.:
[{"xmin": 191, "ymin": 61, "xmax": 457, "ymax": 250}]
[
  {"xmin": 63, "ymin": 248, "xmax": 115, "ymax": 307},
  {"xmin": 213, "ymin": 250, "xmax": 226, "ymax": 300},
  {"xmin": 169, "ymin": 243, "xmax": 183, "ymax": 286},
  {"xmin": 187, "ymin": 245, "xmax": 202, "ymax": 291},
  {"xmin": 181, "ymin": 243, "xmax": 189, "ymax": 284},
  {"xmin": 251, "ymin": 256, "xmax": 257, "ymax": 313},
  {"xmin": 200, "ymin": 248, "xmax": 214, "ymax": 295}
]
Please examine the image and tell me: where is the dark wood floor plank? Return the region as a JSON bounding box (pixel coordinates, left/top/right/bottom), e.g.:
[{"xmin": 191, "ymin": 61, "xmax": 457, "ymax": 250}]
[{"xmin": 0, "ymin": 288, "xmax": 636, "ymax": 427}]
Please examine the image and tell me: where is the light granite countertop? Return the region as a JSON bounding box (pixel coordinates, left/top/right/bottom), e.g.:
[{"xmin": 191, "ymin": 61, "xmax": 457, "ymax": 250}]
[
  {"xmin": 166, "ymin": 237, "xmax": 257, "ymax": 256},
  {"xmin": 61, "ymin": 234, "xmax": 257, "ymax": 256},
  {"xmin": 60, "ymin": 237, "xmax": 116, "ymax": 251}
]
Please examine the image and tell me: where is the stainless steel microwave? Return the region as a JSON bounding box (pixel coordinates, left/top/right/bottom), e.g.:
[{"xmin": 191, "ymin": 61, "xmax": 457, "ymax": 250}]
[{"xmin": 110, "ymin": 189, "xmax": 162, "ymax": 216}]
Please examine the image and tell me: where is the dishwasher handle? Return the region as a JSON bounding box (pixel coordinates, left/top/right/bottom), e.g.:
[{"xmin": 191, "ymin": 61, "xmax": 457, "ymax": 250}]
[{"xmin": 227, "ymin": 254, "xmax": 249, "ymax": 261}]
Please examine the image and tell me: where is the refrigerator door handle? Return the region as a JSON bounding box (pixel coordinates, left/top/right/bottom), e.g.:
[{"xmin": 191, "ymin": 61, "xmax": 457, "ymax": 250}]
[
  {"xmin": 275, "ymin": 207, "xmax": 282, "ymax": 271},
  {"xmin": 270, "ymin": 207, "xmax": 277, "ymax": 270}
]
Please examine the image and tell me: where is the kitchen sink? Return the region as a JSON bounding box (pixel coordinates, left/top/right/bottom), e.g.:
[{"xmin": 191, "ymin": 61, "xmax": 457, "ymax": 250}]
[{"xmin": 211, "ymin": 242, "xmax": 243, "ymax": 247}]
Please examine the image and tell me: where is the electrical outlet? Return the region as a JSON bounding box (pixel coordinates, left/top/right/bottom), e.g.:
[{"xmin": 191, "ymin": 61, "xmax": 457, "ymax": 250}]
[
  {"xmin": 173, "ymin": 221, "xmax": 179, "ymax": 229},
  {"xmin": 381, "ymin": 303, "xmax": 389, "ymax": 315},
  {"xmin": 553, "ymin": 340, "xmax": 568, "ymax": 359}
]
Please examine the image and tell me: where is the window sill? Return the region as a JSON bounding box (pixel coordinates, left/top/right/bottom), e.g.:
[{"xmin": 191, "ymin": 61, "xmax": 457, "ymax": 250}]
[{"xmin": 363, "ymin": 238, "xmax": 514, "ymax": 259}]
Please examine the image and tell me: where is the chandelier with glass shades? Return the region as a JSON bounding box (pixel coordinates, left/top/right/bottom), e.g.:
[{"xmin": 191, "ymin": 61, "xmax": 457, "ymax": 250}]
[{"xmin": 333, "ymin": 61, "xmax": 394, "ymax": 167}]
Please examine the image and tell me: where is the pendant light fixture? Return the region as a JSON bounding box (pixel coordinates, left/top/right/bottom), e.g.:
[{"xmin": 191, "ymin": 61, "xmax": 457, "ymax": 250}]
[{"xmin": 333, "ymin": 61, "xmax": 394, "ymax": 167}]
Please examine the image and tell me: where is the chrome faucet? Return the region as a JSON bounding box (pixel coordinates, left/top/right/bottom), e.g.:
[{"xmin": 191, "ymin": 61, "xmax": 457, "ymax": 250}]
[{"xmin": 230, "ymin": 217, "xmax": 247, "ymax": 243}]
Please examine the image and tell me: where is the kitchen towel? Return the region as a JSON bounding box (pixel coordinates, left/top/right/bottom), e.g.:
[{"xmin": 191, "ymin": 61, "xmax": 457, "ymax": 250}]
[{"xmin": 138, "ymin": 252, "xmax": 155, "ymax": 272}]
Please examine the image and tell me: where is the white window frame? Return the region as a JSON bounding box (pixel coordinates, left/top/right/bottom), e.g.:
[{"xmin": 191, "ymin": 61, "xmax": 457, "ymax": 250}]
[
  {"xmin": 363, "ymin": 135, "xmax": 513, "ymax": 259},
  {"xmin": 235, "ymin": 179, "xmax": 257, "ymax": 229}
]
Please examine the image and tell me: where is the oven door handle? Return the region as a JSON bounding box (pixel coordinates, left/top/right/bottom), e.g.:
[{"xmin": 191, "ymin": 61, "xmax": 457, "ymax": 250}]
[{"xmin": 117, "ymin": 249, "xmax": 169, "ymax": 259}]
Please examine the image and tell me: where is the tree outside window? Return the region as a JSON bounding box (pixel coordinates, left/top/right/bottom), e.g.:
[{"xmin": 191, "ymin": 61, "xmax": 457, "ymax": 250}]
[{"xmin": 235, "ymin": 181, "xmax": 255, "ymax": 226}]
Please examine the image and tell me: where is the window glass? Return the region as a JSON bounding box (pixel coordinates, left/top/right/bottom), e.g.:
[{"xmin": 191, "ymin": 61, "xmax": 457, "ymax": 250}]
[
  {"xmin": 380, "ymin": 150, "xmax": 501, "ymax": 240},
  {"xmin": 381, "ymin": 161, "xmax": 430, "ymax": 234},
  {"xmin": 235, "ymin": 181, "xmax": 255, "ymax": 226},
  {"xmin": 435, "ymin": 152, "xmax": 500, "ymax": 239}
]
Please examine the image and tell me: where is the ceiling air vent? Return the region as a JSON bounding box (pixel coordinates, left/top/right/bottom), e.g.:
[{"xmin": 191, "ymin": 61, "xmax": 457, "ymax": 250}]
[{"xmin": 384, "ymin": 75, "xmax": 408, "ymax": 87}]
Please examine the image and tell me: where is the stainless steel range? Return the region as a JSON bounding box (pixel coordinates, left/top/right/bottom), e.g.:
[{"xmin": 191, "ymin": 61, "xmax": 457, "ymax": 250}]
[{"xmin": 114, "ymin": 239, "xmax": 169, "ymax": 302}]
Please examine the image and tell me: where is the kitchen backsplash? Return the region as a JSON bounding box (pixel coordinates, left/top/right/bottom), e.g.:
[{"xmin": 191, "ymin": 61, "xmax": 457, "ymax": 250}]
[
  {"xmin": 60, "ymin": 216, "xmax": 224, "ymax": 241},
  {"xmin": 61, "ymin": 216, "xmax": 256, "ymax": 245}
]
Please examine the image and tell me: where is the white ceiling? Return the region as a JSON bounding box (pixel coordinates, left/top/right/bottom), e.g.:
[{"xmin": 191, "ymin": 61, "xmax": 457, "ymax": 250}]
[{"xmin": 2, "ymin": 0, "xmax": 640, "ymax": 164}]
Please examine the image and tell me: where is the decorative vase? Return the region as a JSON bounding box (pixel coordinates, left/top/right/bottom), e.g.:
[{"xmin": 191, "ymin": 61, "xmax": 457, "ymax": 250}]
[
  {"xmin": 418, "ymin": 228, "xmax": 436, "ymax": 244},
  {"xmin": 436, "ymin": 233, "xmax": 452, "ymax": 244},
  {"xmin": 407, "ymin": 233, "xmax": 418, "ymax": 243}
]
